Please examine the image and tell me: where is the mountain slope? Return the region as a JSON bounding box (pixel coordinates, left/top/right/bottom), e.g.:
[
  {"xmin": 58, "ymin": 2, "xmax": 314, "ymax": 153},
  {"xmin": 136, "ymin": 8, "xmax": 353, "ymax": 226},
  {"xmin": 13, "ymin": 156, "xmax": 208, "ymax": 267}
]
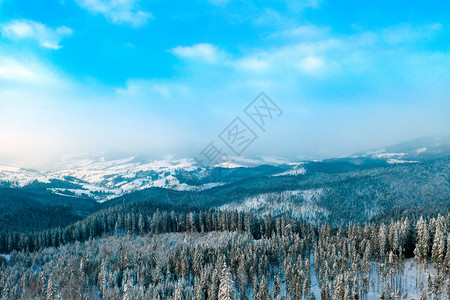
[
  {"xmin": 1, "ymin": 136, "xmax": 449, "ymax": 229},
  {"xmin": 100, "ymin": 158, "xmax": 450, "ymax": 225}
]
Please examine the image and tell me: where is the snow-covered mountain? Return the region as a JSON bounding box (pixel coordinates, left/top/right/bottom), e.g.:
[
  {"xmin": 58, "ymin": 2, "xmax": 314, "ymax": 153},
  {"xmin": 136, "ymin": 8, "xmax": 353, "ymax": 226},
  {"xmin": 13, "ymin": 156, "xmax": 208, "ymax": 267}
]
[
  {"xmin": 1, "ymin": 135, "xmax": 449, "ymax": 204},
  {"xmin": 0, "ymin": 155, "xmax": 213, "ymax": 201},
  {"xmin": 358, "ymin": 135, "xmax": 450, "ymax": 162},
  {"xmin": 0, "ymin": 154, "xmax": 292, "ymax": 202}
]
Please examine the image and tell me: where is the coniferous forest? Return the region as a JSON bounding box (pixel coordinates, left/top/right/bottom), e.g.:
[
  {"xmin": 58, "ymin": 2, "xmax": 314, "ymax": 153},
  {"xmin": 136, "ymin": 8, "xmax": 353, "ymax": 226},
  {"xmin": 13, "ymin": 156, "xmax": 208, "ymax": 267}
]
[
  {"xmin": 2, "ymin": 0, "xmax": 450, "ymax": 298},
  {"xmin": 1, "ymin": 200, "xmax": 450, "ymax": 299}
]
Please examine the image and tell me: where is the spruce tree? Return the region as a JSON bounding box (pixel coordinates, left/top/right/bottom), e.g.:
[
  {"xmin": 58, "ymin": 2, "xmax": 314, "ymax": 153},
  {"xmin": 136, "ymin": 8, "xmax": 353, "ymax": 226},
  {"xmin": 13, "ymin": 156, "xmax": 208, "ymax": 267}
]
[{"xmin": 218, "ymin": 263, "xmax": 235, "ymax": 300}]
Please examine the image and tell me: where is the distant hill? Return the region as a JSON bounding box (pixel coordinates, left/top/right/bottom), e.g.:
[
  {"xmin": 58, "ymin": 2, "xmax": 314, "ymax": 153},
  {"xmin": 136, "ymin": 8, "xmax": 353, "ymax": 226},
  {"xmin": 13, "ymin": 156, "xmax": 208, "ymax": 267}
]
[{"xmin": 0, "ymin": 136, "xmax": 449, "ymax": 230}]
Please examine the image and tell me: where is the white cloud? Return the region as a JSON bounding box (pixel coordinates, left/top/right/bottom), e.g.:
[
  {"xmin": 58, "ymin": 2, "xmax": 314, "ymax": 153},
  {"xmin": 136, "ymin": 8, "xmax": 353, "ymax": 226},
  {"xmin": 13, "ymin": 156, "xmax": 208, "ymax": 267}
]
[
  {"xmin": 236, "ymin": 57, "xmax": 270, "ymax": 71},
  {"xmin": 234, "ymin": 23, "xmax": 445, "ymax": 78},
  {"xmin": 0, "ymin": 56, "xmax": 63, "ymax": 85},
  {"xmin": 0, "ymin": 59, "xmax": 35, "ymax": 82},
  {"xmin": 298, "ymin": 56, "xmax": 325, "ymax": 73},
  {"xmin": 76, "ymin": 0, "xmax": 152, "ymax": 27},
  {"xmin": 381, "ymin": 23, "xmax": 442, "ymax": 44},
  {"xmin": 166, "ymin": 23, "xmax": 447, "ymax": 84},
  {"xmin": 273, "ymin": 25, "xmax": 329, "ymax": 40},
  {"xmin": 1, "ymin": 19, "xmax": 72, "ymax": 50},
  {"xmin": 169, "ymin": 39, "xmax": 339, "ymax": 76},
  {"xmin": 116, "ymin": 79, "xmax": 192, "ymax": 100},
  {"xmin": 170, "ymin": 43, "xmax": 220, "ymax": 63}
]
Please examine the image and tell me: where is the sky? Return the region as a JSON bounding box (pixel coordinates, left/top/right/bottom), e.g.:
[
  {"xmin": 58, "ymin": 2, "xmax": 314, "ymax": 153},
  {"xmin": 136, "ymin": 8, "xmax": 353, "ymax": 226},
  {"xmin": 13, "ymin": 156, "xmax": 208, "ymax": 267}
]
[{"xmin": 0, "ymin": 0, "xmax": 449, "ymax": 167}]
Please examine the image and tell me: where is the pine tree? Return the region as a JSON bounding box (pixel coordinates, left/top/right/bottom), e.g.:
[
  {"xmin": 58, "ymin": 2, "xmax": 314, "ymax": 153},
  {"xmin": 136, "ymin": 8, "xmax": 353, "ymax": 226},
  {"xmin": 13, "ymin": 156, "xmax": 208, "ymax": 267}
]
[
  {"xmin": 273, "ymin": 275, "xmax": 281, "ymax": 299},
  {"xmin": 252, "ymin": 276, "xmax": 259, "ymax": 300},
  {"xmin": 437, "ymin": 237, "xmax": 446, "ymax": 271},
  {"xmin": 195, "ymin": 276, "xmax": 204, "ymax": 300},
  {"xmin": 1, "ymin": 280, "xmax": 10, "ymax": 300},
  {"xmin": 445, "ymin": 235, "xmax": 450, "ymax": 275},
  {"xmin": 320, "ymin": 282, "xmax": 331, "ymax": 300},
  {"xmin": 39, "ymin": 272, "xmax": 47, "ymax": 297},
  {"xmin": 414, "ymin": 217, "xmax": 430, "ymax": 265},
  {"xmin": 210, "ymin": 269, "xmax": 220, "ymax": 300},
  {"xmin": 344, "ymin": 284, "xmax": 351, "ymax": 300},
  {"xmin": 419, "ymin": 288, "xmax": 427, "ymax": 300},
  {"xmin": 304, "ymin": 260, "xmax": 311, "ymax": 297},
  {"xmin": 258, "ymin": 276, "xmax": 269, "ymax": 300},
  {"xmin": 99, "ymin": 259, "xmax": 108, "ymax": 296},
  {"xmin": 334, "ymin": 274, "xmax": 344, "ymax": 300},
  {"xmin": 352, "ymin": 275, "xmax": 359, "ymax": 300},
  {"xmin": 426, "ymin": 274, "xmax": 432, "ymax": 296},
  {"xmin": 446, "ymin": 280, "xmax": 450, "ymax": 300},
  {"xmin": 123, "ymin": 278, "xmax": 136, "ymax": 300},
  {"xmin": 46, "ymin": 277, "xmax": 57, "ymax": 300},
  {"xmin": 193, "ymin": 246, "xmax": 204, "ymax": 276},
  {"xmin": 431, "ymin": 218, "xmax": 444, "ymax": 268},
  {"xmin": 175, "ymin": 282, "xmax": 183, "ymax": 300},
  {"xmin": 237, "ymin": 258, "xmax": 248, "ymax": 298},
  {"xmin": 219, "ymin": 263, "xmax": 235, "ymax": 300},
  {"xmin": 138, "ymin": 214, "xmax": 146, "ymax": 235},
  {"xmin": 379, "ymin": 224, "xmax": 388, "ymax": 259}
]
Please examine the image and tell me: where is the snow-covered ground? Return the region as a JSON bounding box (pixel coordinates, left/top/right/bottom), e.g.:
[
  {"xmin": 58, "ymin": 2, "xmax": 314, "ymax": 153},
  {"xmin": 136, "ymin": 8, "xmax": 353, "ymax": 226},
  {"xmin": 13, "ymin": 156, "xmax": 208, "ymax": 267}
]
[
  {"xmin": 219, "ymin": 189, "xmax": 329, "ymax": 224},
  {"xmin": 0, "ymin": 155, "xmax": 209, "ymax": 201},
  {"xmin": 365, "ymin": 260, "xmax": 440, "ymax": 299},
  {"xmin": 0, "ymin": 165, "xmax": 52, "ymax": 187},
  {"xmin": 0, "ymin": 254, "xmax": 11, "ymax": 263},
  {"xmin": 387, "ymin": 158, "xmax": 419, "ymax": 164},
  {"xmin": 371, "ymin": 152, "xmax": 407, "ymax": 159},
  {"xmin": 278, "ymin": 258, "xmax": 438, "ymax": 299},
  {"xmin": 272, "ymin": 167, "xmax": 306, "ymax": 177}
]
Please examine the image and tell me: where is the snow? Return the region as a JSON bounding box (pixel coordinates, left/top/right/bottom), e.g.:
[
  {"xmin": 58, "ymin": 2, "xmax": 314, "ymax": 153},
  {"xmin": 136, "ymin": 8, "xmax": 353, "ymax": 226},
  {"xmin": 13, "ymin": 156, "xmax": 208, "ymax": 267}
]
[
  {"xmin": 270, "ymin": 255, "xmax": 440, "ymax": 299},
  {"xmin": 0, "ymin": 165, "xmax": 42, "ymax": 187},
  {"xmin": 362, "ymin": 259, "xmax": 439, "ymax": 299},
  {"xmin": 361, "ymin": 151, "xmax": 420, "ymax": 164},
  {"xmin": 49, "ymin": 188, "xmax": 95, "ymax": 198},
  {"xmin": 365, "ymin": 149, "xmax": 386, "ymax": 156},
  {"xmin": 219, "ymin": 189, "xmax": 329, "ymax": 224},
  {"xmin": 173, "ymin": 182, "xmax": 227, "ymax": 191},
  {"xmin": 277, "ymin": 257, "xmax": 437, "ymax": 299},
  {"xmin": 213, "ymin": 161, "xmax": 248, "ymax": 168},
  {"xmin": 0, "ymin": 254, "xmax": 10, "ymax": 262},
  {"xmin": 372, "ymin": 152, "xmax": 407, "ymax": 159},
  {"xmin": 0, "ymin": 155, "xmax": 312, "ymax": 202},
  {"xmin": 387, "ymin": 158, "xmax": 418, "ymax": 164},
  {"xmin": 258, "ymin": 156, "xmax": 291, "ymax": 165},
  {"xmin": 223, "ymin": 156, "xmax": 287, "ymax": 167},
  {"xmin": 0, "ymin": 156, "xmax": 203, "ymax": 201},
  {"xmin": 415, "ymin": 147, "xmax": 427, "ymax": 154},
  {"xmin": 0, "ymin": 155, "xmax": 240, "ymax": 201},
  {"xmin": 272, "ymin": 167, "xmax": 306, "ymax": 176}
]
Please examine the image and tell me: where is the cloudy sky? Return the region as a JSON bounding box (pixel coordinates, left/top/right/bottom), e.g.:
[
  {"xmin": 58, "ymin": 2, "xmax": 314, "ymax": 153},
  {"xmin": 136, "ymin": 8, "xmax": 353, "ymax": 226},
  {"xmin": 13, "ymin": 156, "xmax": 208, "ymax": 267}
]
[{"xmin": 0, "ymin": 0, "xmax": 449, "ymax": 167}]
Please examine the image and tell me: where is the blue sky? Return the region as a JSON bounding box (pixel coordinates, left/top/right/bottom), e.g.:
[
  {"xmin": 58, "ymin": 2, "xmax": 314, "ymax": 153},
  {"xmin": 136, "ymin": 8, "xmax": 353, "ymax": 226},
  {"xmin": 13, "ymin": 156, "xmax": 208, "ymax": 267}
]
[{"xmin": 0, "ymin": 0, "xmax": 449, "ymax": 166}]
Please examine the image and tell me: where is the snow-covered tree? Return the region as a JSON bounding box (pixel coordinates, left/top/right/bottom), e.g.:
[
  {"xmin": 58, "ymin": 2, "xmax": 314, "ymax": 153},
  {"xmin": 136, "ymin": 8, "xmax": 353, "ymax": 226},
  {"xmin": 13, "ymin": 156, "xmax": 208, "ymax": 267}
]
[{"xmin": 218, "ymin": 263, "xmax": 235, "ymax": 300}]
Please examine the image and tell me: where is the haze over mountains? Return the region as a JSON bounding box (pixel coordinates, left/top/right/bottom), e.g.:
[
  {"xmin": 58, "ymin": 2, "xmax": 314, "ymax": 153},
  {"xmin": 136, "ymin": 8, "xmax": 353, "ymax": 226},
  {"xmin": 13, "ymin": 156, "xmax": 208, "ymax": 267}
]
[
  {"xmin": 0, "ymin": 135, "xmax": 449, "ymax": 229},
  {"xmin": 1, "ymin": 135, "xmax": 449, "ymax": 197}
]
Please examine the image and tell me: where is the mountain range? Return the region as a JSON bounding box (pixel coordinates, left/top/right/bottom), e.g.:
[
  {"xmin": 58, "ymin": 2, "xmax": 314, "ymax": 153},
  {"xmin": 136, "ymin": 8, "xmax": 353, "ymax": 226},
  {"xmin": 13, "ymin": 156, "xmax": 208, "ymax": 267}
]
[{"xmin": 1, "ymin": 135, "xmax": 449, "ymax": 230}]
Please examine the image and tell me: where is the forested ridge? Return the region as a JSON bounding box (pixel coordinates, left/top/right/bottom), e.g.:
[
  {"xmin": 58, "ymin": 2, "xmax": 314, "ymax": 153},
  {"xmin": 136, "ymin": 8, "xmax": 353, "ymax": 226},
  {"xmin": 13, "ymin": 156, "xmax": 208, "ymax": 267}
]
[
  {"xmin": 1, "ymin": 157, "xmax": 449, "ymax": 232},
  {"xmin": 1, "ymin": 200, "xmax": 450, "ymax": 299},
  {"xmin": 1, "ymin": 157, "xmax": 449, "ymax": 299}
]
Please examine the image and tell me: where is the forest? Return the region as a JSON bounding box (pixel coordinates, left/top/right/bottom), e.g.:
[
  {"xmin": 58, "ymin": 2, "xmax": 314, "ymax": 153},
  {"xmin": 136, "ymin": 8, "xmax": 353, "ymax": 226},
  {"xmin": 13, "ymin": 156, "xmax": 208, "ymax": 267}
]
[{"xmin": 1, "ymin": 200, "xmax": 449, "ymax": 299}]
